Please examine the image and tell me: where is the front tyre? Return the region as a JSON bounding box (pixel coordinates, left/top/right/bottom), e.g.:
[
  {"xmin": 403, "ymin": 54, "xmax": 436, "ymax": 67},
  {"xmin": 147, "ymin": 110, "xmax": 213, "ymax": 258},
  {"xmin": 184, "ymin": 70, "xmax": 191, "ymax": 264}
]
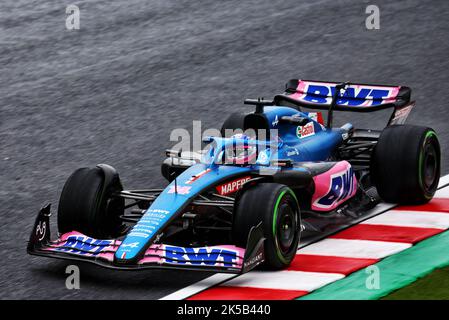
[
  {"xmin": 233, "ymin": 183, "xmax": 301, "ymax": 270},
  {"xmin": 57, "ymin": 166, "xmax": 125, "ymax": 239},
  {"xmin": 371, "ymin": 125, "xmax": 440, "ymax": 204}
]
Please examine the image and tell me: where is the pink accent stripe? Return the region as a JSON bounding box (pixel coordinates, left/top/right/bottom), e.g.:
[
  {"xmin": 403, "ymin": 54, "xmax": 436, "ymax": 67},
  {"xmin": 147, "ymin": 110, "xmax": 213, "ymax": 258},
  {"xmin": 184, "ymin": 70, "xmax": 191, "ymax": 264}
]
[
  {"xmin": 395, "ymin": 198, "xmax": 449, "ymax": 214},
  {"xmin": 288, "ymin": 254, "xmax": 378, "ymax": 275},
  {"xmin": 187, "ymin": 286, "xmax": 308, "ymax": 300},
  {"xmin": 329, "ymin": 224, "xmax": 443, "ymax": 244}
]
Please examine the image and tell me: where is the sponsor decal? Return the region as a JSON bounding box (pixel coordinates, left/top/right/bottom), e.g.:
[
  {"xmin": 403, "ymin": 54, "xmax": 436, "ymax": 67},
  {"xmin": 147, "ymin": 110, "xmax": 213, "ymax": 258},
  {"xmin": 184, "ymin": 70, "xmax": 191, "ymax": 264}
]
[
  {"xmin": 53, "ymin": 236, "xmax": 113, "ymax": 255},
  {"xmin": 125, "ymin": 208, "xmax": 172, "ymax": 242},
  {"xmin": 117, "ymin": 207, "xmax": 171, "ymax": 257},
  {"xmin": 390, "ymin": 103, "xmax": 414, "ymax": 125},
  {"xmin": 272, "ymin": 115, "xmax": 279, "ymax": 127},
  {"xmin": 243, "ymin": 252, "xmax": 263, "ymax": 270},
  {"xmin": 216, "ymin": 176, "xmax": 251, "ymax": 195},
  {"xmin": 48, "ymin": 232, "xmax": 245, "ymax": 268},
  {"xmin": 185, "ymin": 169, "xmax": 211, "ymax": 184},
  {"xmin": 296, "ymin": 122, "xmax": 315, "ymax": 139},
  {"xmin": 35, "ymin": 221, "xmax": 47, "ymax": 241},
  {"xmin": 153, "ymin": 233, "xmax": 164, "ymax": 244},
  {"xmin": 138, "ymin": 244, "xmax": 245, "ymax": 268},
  {"xmin": 132, "ymin": 226, "xmax": 155, "ymax": 232},
  {"xmin": 127, "ymin": 232, "xmax": 149, "ymax": 238},
  {"xmin": 306, "ymin": 112, "xmax": 325, "ymax": 125},
  {"xmin": 286, "ymin": 148, "xmax": 299, "ymax": 157},
  {"xmin": 164, "ymin": 245, "xmax": 239, "ymax": 267},
  {"xmin": 312, "ymin": 161, "xmax": 357, "ymax": 211},
  {"xmin": 291, "ymin": 81, "xmax": 400, "ymax": 107},
  {"xmin": 168, "ymin": 185, "xmax": 191, "ymax": 194},
  {"xmin": 147, "ymin": 208, "xmax": 170, "ymax": 215}
]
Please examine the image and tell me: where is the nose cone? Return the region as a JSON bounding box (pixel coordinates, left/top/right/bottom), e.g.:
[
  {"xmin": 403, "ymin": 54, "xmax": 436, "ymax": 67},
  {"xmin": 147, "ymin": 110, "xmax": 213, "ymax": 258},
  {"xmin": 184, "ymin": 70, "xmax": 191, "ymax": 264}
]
[{"xmin": 114, "ymin": 163, "xmax": 252, "ymax": 263}]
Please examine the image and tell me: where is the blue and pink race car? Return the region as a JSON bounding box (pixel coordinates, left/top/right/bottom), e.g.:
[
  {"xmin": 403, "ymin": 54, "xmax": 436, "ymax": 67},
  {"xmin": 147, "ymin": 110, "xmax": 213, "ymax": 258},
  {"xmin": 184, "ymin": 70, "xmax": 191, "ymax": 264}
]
[{"xmin": 28, "ymin": 79, "xmax": 441, "ymax": 273}]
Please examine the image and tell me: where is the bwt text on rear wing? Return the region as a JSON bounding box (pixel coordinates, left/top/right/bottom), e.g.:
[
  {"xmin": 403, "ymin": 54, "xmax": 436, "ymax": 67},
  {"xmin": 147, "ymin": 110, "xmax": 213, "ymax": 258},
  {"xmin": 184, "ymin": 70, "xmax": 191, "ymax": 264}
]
[{"xmin": 273, "ymin": 79, "xmax": 415, "ymax": 127}]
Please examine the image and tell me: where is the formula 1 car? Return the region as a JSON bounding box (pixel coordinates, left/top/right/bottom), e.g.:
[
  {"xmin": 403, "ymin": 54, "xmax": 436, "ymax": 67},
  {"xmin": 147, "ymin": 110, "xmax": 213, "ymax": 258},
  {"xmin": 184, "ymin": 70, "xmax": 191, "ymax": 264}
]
[{"xmin": 28, "ymin": 79, "xmax": 441, "ymax": 273}]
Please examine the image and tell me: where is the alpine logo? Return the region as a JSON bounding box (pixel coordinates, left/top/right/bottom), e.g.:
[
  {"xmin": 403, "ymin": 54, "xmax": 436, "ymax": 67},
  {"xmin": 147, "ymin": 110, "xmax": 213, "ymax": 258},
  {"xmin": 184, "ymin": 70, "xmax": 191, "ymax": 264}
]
[
  {"xmin": 121, "ymin": 242, "xmax": 140, "ymax": 248},
  {"xmin": 297, "ymin": 122, "xmax": 315, "ymax": 139},
  {"xmin": 216, "ymin": 176, "xmax": 251, "ymax": 195}
]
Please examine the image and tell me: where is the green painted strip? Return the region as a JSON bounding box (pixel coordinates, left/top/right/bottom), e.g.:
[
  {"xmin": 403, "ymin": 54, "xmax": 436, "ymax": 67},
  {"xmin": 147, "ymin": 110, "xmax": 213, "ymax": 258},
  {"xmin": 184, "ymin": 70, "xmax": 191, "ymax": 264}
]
[
  {"xmin": 418, "ymin": 130, "xmax": 436, "ymax": 192},
  {"xmin": 298, "ymin": 230, "xmax": 449, "ymax": 300},
  {"xmin": 382, "ymin": 266, "xmax": 449, "ymax": 299},
  {"xmin": 273, "ymin": 190, "xmax": 287, "ymax": 235}
]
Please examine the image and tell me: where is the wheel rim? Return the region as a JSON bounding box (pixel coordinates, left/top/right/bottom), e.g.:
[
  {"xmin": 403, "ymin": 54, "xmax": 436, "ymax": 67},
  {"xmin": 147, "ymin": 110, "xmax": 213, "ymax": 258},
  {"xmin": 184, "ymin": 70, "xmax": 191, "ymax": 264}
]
[
  {"xmin": 276, "ymin": 200, "xmax": 297, "ymax": 254},
  {"xmin": 423, "ymin": 144, "xmax": 437, "ymax": 189},
  {"xmin": 421, "ymin": 134, "xmax": 439, "ymax": 194}
]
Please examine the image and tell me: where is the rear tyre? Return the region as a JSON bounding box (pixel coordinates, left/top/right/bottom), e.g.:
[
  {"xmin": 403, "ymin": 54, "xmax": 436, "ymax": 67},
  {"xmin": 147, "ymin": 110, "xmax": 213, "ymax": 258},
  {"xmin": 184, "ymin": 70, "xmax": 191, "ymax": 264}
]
[
  {"xmin": 371, "ymin": 125, "xmax": 440, "ymax": 204},
  {"xmin": 221, "ymin": 113, "xmax": 245, "ymax": 137},
  {"xmin": 233, "ymin": 183, "xmax": 301, "ymax": 270},
  {"xmin": 58, "ymin": 166, "xmax": 125, "ymax": 239}
]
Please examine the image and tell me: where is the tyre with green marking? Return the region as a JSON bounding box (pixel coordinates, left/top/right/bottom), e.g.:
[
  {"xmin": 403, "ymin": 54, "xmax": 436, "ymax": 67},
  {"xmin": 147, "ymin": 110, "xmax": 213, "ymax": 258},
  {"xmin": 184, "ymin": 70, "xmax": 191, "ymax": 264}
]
[
  {"xmin": 233, "ymin": 183, "xmax": 301, "ymax": 269},
  {"xmin": 371, "ymin": 125, "xmax": 440, "ymax": 204}
]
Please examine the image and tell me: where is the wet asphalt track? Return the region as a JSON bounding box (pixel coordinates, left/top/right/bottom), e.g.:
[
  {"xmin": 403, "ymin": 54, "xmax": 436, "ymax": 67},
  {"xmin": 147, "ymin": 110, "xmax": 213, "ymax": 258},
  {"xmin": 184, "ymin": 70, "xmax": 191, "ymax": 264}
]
[{"xmin": 1, "ymin": 0, "xmax": 448, "ymax": 299}]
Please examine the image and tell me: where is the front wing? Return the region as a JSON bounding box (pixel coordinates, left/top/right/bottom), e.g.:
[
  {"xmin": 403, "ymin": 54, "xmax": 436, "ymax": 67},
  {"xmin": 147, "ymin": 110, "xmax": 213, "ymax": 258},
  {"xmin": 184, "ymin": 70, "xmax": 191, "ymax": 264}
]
[{"xmin": 27, "ymin": 204, "xmax": 265, "ymax": 274}]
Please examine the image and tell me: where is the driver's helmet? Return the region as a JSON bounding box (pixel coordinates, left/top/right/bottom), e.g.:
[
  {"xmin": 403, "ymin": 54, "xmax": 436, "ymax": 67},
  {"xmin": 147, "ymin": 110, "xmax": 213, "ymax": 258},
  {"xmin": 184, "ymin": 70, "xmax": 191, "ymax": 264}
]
[{"xmin": 224, "ymin": 133, "xmax": 257, "ymax": 165}]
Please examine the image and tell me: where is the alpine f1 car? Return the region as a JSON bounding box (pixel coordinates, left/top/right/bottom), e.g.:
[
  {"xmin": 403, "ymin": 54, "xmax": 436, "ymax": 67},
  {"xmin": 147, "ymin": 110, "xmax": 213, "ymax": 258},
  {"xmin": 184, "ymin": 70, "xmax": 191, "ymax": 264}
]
[{"xmin": 28, "ymin": 79, "xmax": 441, "ymax": 273}]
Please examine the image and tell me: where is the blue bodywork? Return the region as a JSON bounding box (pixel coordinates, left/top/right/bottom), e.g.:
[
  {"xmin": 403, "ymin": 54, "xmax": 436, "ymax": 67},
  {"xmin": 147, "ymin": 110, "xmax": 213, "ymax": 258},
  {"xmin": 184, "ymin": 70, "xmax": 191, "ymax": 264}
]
[
  {"xmin": 29, "ymin": 79, "xmax": 417, "ymax": 273},
  {"xmin": 115, "ymin": 105, "xmax": 349, "ymax": 262}
]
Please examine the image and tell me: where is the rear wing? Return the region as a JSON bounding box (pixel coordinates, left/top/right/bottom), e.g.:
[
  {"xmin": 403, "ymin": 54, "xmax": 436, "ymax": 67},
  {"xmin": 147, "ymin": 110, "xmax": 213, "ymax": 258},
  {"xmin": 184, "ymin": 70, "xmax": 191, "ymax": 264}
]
[
  {"xmin": 273, "ymin": 79, "xmax": 415, "ymax": 126},
  {"xmin": 274, "ymin": 79, "xmax": 412, "ymax": 111}
]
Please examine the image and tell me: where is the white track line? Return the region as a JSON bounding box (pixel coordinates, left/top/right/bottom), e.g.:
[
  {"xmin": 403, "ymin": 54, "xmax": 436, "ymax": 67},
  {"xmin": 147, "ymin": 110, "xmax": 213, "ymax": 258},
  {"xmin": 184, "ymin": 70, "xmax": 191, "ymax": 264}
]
[
  {"xmin": 438, "ymin": 175, "xmax": 449, "ymax": 188},
  {"xmin": 297, "ymin": 238, "xmax": 411, "ymax": 259},
  {"xmin": 435, "ymin": 187, "xmax": 449, "ymax": 198},
  {"xmin": 221, "ymin": 270, "xmax": 344, "ymax": 292},
  {"xmin": 361, "ymin": 210, "xmax": 449, "ymax": 229},
  {"xmin": 158, "ymin": 174, "xmax": 449, "ymax": 300},
  {"xmin": 159, "ymin": 273, "xmax": 236, "ymax": 300}
]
